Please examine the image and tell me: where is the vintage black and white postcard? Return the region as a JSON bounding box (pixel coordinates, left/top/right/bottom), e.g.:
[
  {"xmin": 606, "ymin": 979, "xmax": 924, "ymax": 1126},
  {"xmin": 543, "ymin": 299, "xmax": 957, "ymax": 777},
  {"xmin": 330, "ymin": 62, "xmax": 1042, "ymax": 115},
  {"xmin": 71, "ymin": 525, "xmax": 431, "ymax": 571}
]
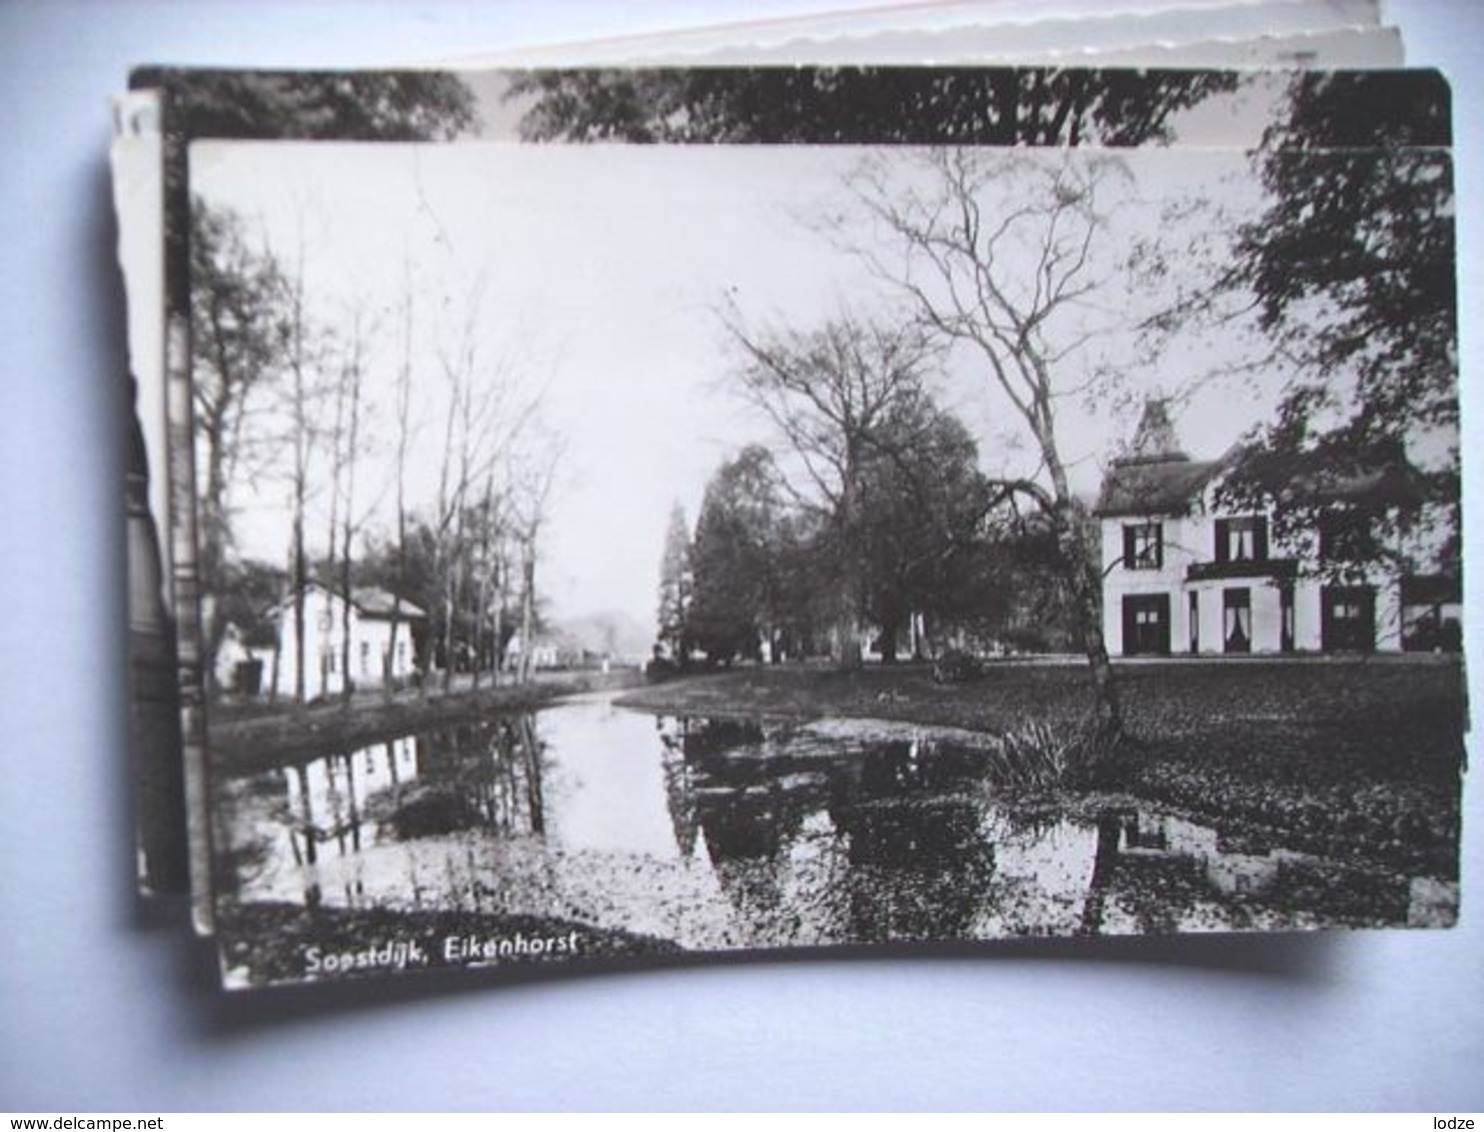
[
  {"xmin": 129, "ymin": 65, "xmax": 1462, "ymax": 986},
  {"xmin": 114, "ymin": 46, "xmax": 1417, "ymax": 912},
  {"xmin": 107, "ymin": 7, "xmax": 1412, "ymax": 913}
]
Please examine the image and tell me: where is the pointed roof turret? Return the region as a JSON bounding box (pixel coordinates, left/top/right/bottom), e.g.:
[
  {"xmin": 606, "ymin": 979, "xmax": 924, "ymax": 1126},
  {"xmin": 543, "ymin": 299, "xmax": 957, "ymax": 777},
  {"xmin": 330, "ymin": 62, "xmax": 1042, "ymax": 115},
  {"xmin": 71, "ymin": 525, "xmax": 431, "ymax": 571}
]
[
  {"xmin": 1121, "ymin": 397, "xmax": 1187, "ymax": 465},
  {"xmin": 1096, "ymin": 398, "xmax": 1219, "ymax": 517}
]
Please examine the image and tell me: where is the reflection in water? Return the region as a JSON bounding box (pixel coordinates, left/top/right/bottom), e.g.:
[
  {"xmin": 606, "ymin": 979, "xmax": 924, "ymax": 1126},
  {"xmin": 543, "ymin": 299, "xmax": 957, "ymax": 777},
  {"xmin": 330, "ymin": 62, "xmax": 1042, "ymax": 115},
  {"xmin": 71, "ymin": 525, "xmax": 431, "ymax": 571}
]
[{"xmin": 215, "ymin": 694, "xmax": 1448, "ymax": 952}]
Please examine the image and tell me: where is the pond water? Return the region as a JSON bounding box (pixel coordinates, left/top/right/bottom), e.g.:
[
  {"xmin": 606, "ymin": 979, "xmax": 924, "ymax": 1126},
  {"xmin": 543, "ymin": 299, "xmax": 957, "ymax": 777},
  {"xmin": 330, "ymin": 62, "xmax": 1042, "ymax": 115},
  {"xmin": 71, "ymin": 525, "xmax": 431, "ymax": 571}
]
[{"xmin": 215, "ymin": 693, "xmax": 1453, "ymax": 951}]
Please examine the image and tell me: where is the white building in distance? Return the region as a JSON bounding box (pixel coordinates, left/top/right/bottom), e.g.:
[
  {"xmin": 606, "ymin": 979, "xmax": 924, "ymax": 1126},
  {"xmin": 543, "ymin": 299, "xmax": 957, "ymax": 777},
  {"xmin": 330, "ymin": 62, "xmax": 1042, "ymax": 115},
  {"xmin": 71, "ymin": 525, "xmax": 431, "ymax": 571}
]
[{"xmin": 249, "ymin": 584, "xmax": 426, "ymax": 699}]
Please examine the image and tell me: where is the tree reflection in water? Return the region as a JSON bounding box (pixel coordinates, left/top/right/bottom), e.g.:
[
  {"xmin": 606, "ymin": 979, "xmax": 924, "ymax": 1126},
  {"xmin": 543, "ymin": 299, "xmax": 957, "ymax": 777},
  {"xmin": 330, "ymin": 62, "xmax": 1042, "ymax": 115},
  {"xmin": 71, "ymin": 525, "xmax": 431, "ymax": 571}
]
[{"xmin": 213, "ymin": 697, "xmax": 1438, "ymax": 950}]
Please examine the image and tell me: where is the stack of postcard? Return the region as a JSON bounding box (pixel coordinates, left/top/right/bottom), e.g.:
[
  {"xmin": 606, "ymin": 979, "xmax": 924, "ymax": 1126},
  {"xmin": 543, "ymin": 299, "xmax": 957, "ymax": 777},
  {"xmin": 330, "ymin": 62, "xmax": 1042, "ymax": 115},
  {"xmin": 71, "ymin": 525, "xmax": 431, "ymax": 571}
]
[{"xmin": 113, "ymin": 2, "xmax": 1466, "ymax": 991}]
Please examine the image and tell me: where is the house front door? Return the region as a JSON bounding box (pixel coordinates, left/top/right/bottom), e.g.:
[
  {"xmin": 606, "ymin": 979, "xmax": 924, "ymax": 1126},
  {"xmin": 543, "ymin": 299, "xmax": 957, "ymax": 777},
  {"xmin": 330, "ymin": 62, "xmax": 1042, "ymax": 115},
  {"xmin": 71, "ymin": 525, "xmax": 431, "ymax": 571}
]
[
  {"xmin": 1321, "ymin": 585, "xmax": 1376, "ymax": 652},
  {"xmin": 1122, "ymin": 593, "xmax": 1170, "ymax": 656}
]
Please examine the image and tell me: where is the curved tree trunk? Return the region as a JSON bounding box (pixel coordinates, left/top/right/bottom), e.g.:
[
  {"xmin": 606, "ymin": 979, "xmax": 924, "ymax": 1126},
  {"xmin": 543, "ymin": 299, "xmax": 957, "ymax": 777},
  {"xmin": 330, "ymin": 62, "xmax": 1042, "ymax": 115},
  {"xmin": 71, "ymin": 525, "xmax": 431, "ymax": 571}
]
[{"xmin": 1050, "ymin": 494, "xmax": 1123, "ymax": 746}]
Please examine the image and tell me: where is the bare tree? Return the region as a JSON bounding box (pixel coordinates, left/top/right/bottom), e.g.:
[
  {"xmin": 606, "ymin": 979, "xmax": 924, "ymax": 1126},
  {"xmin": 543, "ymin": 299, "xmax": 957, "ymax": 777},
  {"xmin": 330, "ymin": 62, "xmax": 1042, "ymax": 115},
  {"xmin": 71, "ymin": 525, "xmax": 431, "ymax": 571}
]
[
  {"xmin": 334, "ymin": 307, "xmax": 372, "ymax": 702},
  {"xmin": 282, "ymin": 236, "xmax": 315, "ymax": 707},
  {"xmin": 381, "ymin": 273, "xmax": 419, "ymax": 699},
  {"xmin": 849, "ymin": 150, "xmax": 1136, "ymax": 737},
  {"xmin": 469, "ymin": 462, "xmax": 519, "ymax": 689},
  {"xmin": 318, "ymin": 312, "xmax": 352, "ymax": 701},
  {"xmin": 507, "ymin": 426, "xmax": 564, "ymax": 684},
  {"xmin": 258, "ymin": 222, "xmax": 342, "ymax": 708},
  {"xmin": 426, "ymin": 290, "xmax": 536, "ymax": 693},
  {"xmin": 430, "ymin": 310, "xmax": 480, "ymax": 693}
]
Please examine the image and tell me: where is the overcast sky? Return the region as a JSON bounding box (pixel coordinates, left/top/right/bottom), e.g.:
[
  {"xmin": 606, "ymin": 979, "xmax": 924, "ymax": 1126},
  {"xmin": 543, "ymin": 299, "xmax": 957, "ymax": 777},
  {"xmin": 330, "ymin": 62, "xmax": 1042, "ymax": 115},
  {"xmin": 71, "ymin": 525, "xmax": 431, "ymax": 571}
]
[{"xmin": 191, "ymin": 139, "xmax": 1290, "ymax": 631}]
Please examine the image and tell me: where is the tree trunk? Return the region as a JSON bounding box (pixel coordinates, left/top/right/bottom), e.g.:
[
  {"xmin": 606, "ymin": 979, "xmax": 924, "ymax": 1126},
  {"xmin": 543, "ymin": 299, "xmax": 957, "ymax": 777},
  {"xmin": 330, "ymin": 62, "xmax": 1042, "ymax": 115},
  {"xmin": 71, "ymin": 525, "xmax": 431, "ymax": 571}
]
[
  {"xmin": 383, "ymin": 605, "xmax": 401, "ymax": 701},
  {"xmin": 386, "ymin": 281, "xmax": 413, "ymax": 703},
  {"xmin": 519, "ymin": 542, "xmax": 536, "ymax": 684},
  {"xmin": 291, "ymin": 514, "xmax": 306, "ymax": 706},
  {"xmin": 288, "ymin": 254, "xmax": 310, "ymax": 708},
  {"xmin": 442, "ymin": 580, "xmax": 457, "ymax": 694},
  {"xmin": 917, "ymin": 612, "xmax": 937, "ymax": 661},
  {"xmin": 1074, "ymin": 557, "xmax": 1122, "ymax": 743},
  {"xmin": 492, "ymin": 555, "xmax": 507, "ymax": 686},
  {"xmin": 880, "ymin": 632, "xmax": 896, "ymax": 664},
  {"xmin": 1078, "ymin": 813, "xmax": 1122, "ymax": 935},
  {"xmin": 267, "ymin": 597, "xmax": 282, "ymax": 709},
  {"xmin": 199, "ymin": 414, "xmax": 229, "ymax": 688},
  {"xmin": 339, "ymin": 350, "xmax": 362, "ymax": 705},
  {"xmin": 1050, "ymin": 496, "xmax": 1123, "ymax": 744},
  {"xmin": 339, "ymin": 553, "xmax": 354, "ymax": 702},
  {"xmin": 835, "ymin": 607, "xmax": 864, "ymax": 670}
]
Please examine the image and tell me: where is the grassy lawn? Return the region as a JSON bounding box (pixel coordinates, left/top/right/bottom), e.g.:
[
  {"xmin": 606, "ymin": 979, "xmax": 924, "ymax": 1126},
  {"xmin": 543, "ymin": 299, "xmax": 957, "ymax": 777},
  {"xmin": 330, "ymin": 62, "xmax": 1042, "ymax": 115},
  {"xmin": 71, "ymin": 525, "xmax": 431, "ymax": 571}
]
[{"xmin": 619, "ymin": 657, "xmax": 1466, "ymax": 877}]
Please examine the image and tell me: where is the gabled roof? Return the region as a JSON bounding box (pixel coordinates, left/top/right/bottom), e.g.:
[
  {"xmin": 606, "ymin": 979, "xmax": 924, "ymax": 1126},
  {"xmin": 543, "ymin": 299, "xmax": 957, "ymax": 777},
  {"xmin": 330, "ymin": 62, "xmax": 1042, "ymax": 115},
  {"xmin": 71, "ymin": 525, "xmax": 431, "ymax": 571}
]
[
  {"xmin": 350, "ymin": 586, "xmax": 427, "ymax": 621},
  {"xmin": 267, "ymin": 582, "xmax": 427, "ymax": 621},
  {"xmin": 1096, "ymin": 401, "xmax": 1433, "ymax": 519},
  {"xmin": 1095, "ymin": 457, "xmax": 1222, "ymax": 517},
  {"xmin": 1097, "ymin": 398, "xmax": 1221, "ymax": 517},
  {"xmin": 1221, "ymin": 443, "xmax": 1430, "ymax": 511}
]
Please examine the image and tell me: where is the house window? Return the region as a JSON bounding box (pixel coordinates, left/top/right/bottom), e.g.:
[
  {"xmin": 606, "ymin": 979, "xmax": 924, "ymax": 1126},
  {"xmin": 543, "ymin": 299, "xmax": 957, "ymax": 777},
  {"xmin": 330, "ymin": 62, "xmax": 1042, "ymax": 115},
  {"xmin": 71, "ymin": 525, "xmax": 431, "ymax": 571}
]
[
  {"xmin": 1319, "ymin": 511, "xmax": 1368, "ymax": 561},
  {"xmin": 1280, "ymin": 584, "xmax": 1295, "ymax": 652},
  {"xmin": 1215, "ymin": 516, "xmax": 1268, "ymax": 564},
  {"xmin": 1189, "ymin": 591, "xmax": 1200, "ymax": 653},
  {"xmin": 1123, "ymin": 816, "xmax": 1168, "ymax": 851},
  {"xmin": 1223, "ymin": 588, "xmax": 1252, "ymax": 653},
  {"xmin": 1122, "ymin": 522, "xmax": 1163, "ymax": 570},
  {"xmin": 360, "ymin": 640, "xmax": 371, "ymax": 676}
]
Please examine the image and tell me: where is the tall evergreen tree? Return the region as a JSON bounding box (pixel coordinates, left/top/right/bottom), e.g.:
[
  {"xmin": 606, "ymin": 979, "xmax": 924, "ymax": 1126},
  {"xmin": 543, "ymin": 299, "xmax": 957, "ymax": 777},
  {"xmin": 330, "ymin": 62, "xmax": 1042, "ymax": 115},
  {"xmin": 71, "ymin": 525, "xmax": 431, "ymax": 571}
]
[
  {"xmin": 656, "ymin": 502, "xmax": 693, "ymax": 660},
  {"xmin": 687, "ymin": 448, "xmax": 786, "ymax": 663}
]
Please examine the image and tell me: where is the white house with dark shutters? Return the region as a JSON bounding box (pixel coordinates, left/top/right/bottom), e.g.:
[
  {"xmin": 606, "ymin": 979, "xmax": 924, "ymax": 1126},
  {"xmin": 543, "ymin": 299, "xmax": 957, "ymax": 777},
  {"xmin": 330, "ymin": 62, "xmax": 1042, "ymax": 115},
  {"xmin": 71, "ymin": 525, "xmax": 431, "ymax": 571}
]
[
  {"xmin": 1095, "ymin": 401, "xmax": 1457, "ymax": 657},
  {"xmin": 254, "ymin": 583, "xmax": 427, "ymax": 698}
]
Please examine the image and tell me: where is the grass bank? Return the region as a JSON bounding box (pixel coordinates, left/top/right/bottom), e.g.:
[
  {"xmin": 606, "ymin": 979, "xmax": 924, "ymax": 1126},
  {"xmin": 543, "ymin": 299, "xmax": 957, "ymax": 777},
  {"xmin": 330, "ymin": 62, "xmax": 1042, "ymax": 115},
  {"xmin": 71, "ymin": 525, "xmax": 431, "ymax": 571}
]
[
  {"xmin": 209, "ymin": 668, "xmax": 644, "ymax": 776},
  {"xmin": 618, "ymin": 657, "xmax": 1466, "ymax": 876}
]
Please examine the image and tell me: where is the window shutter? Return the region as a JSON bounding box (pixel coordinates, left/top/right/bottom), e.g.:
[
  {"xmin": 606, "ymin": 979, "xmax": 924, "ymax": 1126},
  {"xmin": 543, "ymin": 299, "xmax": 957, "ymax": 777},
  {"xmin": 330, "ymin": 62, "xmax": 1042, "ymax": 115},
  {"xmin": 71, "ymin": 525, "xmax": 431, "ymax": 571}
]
[
  {"xmin": 1254, "ymin": 517, "xmax": 1269, "ymax": 561},
  {"xmin": 1123, "ymin": 525, "xmax": 1136, "ymax": 569}
]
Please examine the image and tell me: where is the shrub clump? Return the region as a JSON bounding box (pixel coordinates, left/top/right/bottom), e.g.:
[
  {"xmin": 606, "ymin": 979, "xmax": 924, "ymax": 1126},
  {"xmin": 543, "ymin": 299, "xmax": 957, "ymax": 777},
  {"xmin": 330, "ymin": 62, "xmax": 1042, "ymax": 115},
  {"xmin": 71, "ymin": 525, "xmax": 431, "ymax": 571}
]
[
  {"xmin": 987, "ymin": 717, "xmax": 1118, "ymax": 790},
  {"xmin": 932, "ymin": 649, "xmax": 984, "ymax": 685}
]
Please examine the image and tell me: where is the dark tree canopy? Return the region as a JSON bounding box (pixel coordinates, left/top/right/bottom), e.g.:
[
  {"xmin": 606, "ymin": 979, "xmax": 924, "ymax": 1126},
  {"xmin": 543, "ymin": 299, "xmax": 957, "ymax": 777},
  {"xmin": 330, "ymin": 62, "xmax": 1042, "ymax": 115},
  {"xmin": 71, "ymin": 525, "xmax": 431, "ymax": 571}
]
[
  {"xmin": 1238, "ymin": 72, "xmax": 1456, "ymax": 445},
  {"xmin": 1250, "ymin": 70, "xmax": 1452, "ymax": 151},
  {"xmin": 134, "ymin": 68, "xmax": 479, "ymax": 142},
  {"xmin": 854, "ymin": 391, "xmax": 992, "ymax": 660},
  {"xmin": 510, "ymin": 66, "xmax": 1237, "ymax": 146},
  {"xmin": 687, "ymin": 447, "xmax": 787, "ymax": 663},
  {"xmin": 1228, "ymin": 70, "xmax": 1458, "ymax": 572},
  {"xmin": 213, "ymin": 559, "xmax": 286, "ymax": 649}
]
